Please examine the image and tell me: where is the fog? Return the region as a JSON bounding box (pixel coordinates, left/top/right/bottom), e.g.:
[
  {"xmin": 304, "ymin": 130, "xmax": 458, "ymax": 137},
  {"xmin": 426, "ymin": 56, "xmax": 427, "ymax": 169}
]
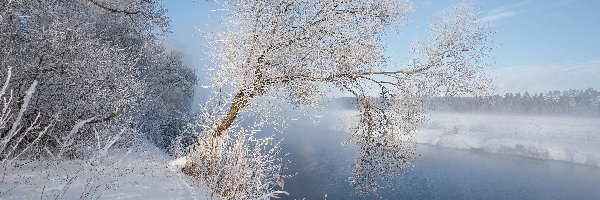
[{"xmin": 271, "ymin": 102, "xmax": 600, "ymax": 199}]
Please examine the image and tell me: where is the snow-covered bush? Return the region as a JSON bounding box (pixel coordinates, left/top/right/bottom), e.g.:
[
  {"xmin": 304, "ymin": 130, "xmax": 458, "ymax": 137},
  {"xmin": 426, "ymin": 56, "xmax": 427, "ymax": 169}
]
[
  {"xmin": 135, "ymin": 51, "xmax": 196, "ymax": 151},
  {"xmin": 0, "ymin": 67, "xmax": 49, "ymax": 162},
  {"xmin": 182, "ymin": 96, "xmax": 289, "ymax": 199},
  {"xmin": 183, "ymin": 129, "xmax": 288, "ymax": 199},
  {"xmin": 0, "ymin": 65, "xmax": 123, "ymax": 159},
  {"xmin": 0, "ymin": 66, "xmax": 140, "ymax": 199}
]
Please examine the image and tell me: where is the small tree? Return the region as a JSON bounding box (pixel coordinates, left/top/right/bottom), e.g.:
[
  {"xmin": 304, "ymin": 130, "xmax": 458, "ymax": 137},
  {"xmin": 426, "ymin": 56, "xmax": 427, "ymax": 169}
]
[{"xmin": 186, "ymin": 0, "xmax": 493, "ymax": 196}]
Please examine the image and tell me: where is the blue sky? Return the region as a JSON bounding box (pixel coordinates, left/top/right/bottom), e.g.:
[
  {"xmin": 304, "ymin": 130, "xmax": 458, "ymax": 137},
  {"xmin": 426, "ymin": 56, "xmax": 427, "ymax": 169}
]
[{"xmin": 162, "ymin": 0, "xmax": 600, "ymax": 94}]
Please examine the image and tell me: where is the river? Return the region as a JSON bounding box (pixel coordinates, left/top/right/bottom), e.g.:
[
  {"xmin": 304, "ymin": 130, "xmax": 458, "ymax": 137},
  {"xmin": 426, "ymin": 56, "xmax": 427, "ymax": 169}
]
[{"xmin": 279, "ymin": 123, "xmax": 600, "ymax": 200}]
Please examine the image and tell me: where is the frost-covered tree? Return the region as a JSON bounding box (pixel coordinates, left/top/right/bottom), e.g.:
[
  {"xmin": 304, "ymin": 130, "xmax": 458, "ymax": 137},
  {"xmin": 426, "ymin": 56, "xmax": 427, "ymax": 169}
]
[
  {"xmin": 0, "ymin": 0, "xmax": 195, "ymax": 154},
  {"xmin": 137, "ymin": 50, "xmax": 196, "ymax": 150},
  {"xmin": 184, "ymin": 0, "xmax": 493, "ymax": 197},
  {"xmin": 2, "ymin": 0, "xmax": 197, "ymax": 197}
]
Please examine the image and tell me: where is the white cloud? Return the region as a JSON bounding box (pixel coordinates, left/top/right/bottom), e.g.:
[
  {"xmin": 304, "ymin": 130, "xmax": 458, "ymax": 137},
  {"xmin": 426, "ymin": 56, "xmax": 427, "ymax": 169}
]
[
  {"xmin": 477, "ymin": 2, "xmax": 529, "ymax": 23},
  {"xmin": 477, "ymin": 11, "xmax": 520, "ymax": 23},
  {"xmin": 488, "ymin": 2, "xmax": 528, "ymax": 15}
]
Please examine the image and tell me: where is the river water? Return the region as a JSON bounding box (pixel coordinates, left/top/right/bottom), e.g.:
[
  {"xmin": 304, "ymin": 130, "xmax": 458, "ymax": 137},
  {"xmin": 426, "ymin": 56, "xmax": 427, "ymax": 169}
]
[{"xmin": 279, "ymin": 124, "xmax": 600, "ymax": 200}]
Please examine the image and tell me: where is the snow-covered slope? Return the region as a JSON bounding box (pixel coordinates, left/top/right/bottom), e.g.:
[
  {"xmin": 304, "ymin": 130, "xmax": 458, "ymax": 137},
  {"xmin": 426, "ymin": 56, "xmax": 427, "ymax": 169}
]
[
  {"xmin": 330, "ymin": 111, "xmax": 600, "ymax": 168},
  {"xmin": 0, "ymin": 141, "xmax": 212, "ymax": 199}
]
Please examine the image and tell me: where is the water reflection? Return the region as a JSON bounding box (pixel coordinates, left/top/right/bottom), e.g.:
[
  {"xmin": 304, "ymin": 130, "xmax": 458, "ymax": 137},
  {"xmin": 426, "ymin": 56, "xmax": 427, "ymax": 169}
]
[{"xmin": 280, "ymin": 123, "xmax": 600, "ymax": 200}]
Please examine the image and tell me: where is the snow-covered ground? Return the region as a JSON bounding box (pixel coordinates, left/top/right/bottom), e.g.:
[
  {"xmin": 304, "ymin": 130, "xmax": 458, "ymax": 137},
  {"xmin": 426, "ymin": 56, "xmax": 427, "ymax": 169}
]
[
  {"xmin": 0, "ymin": 141, "xmax": 212, "ymax": 200},
  {"xmin": 331, "ymin": 111, "xmax": 600, "ymax": 168},
  {"xmin": 4, "ymin": 111, "xmax": 599, "ymax": 199}
]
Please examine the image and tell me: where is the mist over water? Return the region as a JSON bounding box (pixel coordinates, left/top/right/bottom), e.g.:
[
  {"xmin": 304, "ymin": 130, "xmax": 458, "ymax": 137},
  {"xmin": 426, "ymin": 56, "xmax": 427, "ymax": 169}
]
[{"xmin": 277, "ymin": 109, "xmax": 600, "ymax": 200}]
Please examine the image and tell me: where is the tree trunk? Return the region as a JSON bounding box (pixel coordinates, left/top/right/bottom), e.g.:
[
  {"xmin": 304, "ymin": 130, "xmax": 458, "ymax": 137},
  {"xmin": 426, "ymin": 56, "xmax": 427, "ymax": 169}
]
[{"xmin": 214, "ymin": 91, "xmax": 249, "ymax": 137}]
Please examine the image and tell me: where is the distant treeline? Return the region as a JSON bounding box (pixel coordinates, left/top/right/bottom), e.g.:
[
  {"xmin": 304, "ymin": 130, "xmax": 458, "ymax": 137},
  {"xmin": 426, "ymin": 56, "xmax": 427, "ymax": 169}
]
[
  {"xmin": 430, "ymin": 88, "xmax": 600, "ymax": 116},
  {"xmin": 333, "ymin": 88, "xmax": 600, "ymax": 116}
]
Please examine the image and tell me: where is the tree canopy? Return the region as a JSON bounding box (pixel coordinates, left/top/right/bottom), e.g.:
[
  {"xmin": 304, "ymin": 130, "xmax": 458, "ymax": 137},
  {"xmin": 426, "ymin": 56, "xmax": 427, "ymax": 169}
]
[{"xmin": 184, "ymin": 0, "xmax": 493, "ymax": 197}]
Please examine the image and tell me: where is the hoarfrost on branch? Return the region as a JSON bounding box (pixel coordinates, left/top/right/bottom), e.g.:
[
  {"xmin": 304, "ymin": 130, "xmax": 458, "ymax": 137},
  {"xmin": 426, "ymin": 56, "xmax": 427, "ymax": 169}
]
[{"xmin": 186, "ymin": 0, "xmax": 493, "ymax": 196}]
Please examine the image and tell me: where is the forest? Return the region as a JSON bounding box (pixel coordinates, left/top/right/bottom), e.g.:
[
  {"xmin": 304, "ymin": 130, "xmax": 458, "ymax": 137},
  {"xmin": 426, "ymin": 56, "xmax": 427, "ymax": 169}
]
[{"xmin": 428, "ymin": 88, "xmax": 600, "ymax": 116}]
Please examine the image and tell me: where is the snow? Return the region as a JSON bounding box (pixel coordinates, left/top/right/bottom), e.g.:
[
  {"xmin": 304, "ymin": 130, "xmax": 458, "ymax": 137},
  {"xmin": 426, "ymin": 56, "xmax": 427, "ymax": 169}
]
[
  {"xmin": 0, "ymin": 141, "xmax": 213, "ymax": 199},
  {"xmin": 167, "ymin": 156, "xmax": 188, "ymax": 172},
  {"xmin": 331, "ymin": 111, "xmax": 600, "ymax": 168},
  {"xmin": 4, "ymin": 110, "xmax": 599, "ymax": 199}
]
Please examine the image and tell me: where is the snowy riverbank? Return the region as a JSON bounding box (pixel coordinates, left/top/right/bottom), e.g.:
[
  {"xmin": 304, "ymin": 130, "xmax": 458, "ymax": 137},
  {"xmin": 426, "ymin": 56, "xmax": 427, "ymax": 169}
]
[
  {"xmin": 0, "ymin": 141, "xmax": 211, "ymax": 199},
  {"xmin": 330, "ymin": 111, "xmax": 600, "ymax": 168}
]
